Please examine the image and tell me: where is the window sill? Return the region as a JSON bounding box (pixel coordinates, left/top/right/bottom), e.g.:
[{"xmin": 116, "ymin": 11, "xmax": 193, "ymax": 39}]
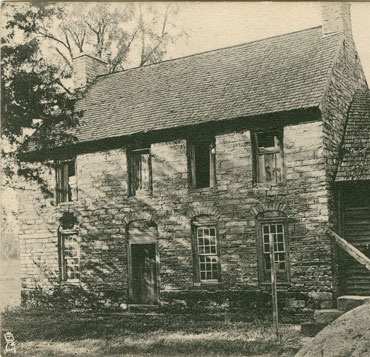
[
  {"xmin": 60, "ymin": 280, "xmax": 81, "ymax": 286},
  {"xmin": 57, "ymin": 201, "xmax": 77, "ymax": 208},
  {"xmin": 260, "ymin": 282, "xmax": 290, "ymax": 289},
  {"xmin": 252, "ymin": 181, "xmax": 286, "ymax": 188},
  {"xmin": 194, "ymin": 280, "xmax": 220, "ymax": 287},
  {"xmin": 129, "ymin": 190, "xmax": 152, "ymax": 199},
  {"xmin": 189, "ymin": 186, "xmax": 217, "ymax": 194}
]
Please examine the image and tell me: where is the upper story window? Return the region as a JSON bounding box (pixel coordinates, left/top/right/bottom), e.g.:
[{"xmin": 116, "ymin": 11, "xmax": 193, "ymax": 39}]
[
  {"xmin": 56, "ymin": 159, "xmax": 77, "ymax": 204},
  {"xmin": 188, "ymin": 137, "xmax": 216, "ymax": 189},
  {"xmin": 58, "ymin": 229, "xmax": 80, "ymax": 283},
  {"xmin": 258, "ymin": 221, "xmax": 289, "ymax": 283},
  {"xmin": 252, "ymin": 129, "xmax": 284, "ymax": 183},
  {"xmin": 128, "ymin": 147, "xmax": 152, "ymax": 196}
]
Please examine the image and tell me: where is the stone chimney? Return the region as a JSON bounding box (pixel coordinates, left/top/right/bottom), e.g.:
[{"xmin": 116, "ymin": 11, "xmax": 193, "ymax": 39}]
[
  {"xmin": 321, "ymin": 3, "xmax": 352, "ymax": 37},
  {"xmin": 72, "ymin": 53, "xmax": 108, "ymax": 90}
]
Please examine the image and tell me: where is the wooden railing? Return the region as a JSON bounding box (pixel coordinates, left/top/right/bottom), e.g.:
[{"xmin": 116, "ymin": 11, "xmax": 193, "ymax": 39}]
[{"xmin": 327, "ymin": 229, "xmax": 370, "ymax": 272}]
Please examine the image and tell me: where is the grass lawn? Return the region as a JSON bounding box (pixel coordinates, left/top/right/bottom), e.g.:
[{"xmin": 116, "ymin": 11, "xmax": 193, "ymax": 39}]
[{"xmin": 1, "ymin": 308, "xmax": 307, "ymax": 356}]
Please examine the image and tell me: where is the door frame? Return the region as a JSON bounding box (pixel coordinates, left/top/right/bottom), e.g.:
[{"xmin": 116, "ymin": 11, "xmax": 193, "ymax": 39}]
[{"xmin": 127, "ymin": 241, "xmax": 160, "ymax": 305}]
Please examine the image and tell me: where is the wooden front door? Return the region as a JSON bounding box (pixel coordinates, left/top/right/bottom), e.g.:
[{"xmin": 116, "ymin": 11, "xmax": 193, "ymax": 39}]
[
  {"xmin": 130, "ymin": 244, "xmax": 158, "ymax": 304},
  {"xmin": 340, "ymin": 183, "xmax": 370, "ymax": 295}
]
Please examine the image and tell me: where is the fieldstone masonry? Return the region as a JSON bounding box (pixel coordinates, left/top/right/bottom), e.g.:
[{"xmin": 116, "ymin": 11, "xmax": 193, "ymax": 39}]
[{"xmin": 18, "ymin": 120, "xmax": 335, "ymax": 314}]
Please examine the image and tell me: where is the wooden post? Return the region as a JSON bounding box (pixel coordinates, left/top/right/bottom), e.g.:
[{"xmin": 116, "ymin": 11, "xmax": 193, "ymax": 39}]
[{"xmin": 269, "ymin": 232, "xmax": 280, "ymax": 341}]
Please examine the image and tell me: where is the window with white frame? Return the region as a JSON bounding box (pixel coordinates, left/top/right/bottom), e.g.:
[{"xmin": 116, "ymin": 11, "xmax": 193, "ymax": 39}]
[
  {"xmin": 252, "ymin": 129, "xmax": 284, "ymax": 183},
  {"xmin": 193, "ymin": 225, "xmax": 220, "ymax": 282},
  {"xmin": 59, "ymin": 231, "xmax": 80, "ymax": 283},
  {"xmin": 55, "ymin": 159, "xmax": 77, "ymax": 203},
  {"xmin": 259, "ymin": 222, "xmax": 289, "ymax": 282}
]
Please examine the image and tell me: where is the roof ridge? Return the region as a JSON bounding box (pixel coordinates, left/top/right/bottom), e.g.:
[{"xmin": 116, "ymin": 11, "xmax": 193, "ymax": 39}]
[{"xmin": 96, "ymin": 25, "xmax": 324, "ymax": 80}]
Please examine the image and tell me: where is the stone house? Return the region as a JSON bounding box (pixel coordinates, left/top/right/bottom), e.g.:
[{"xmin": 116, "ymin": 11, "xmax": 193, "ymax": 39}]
[{"xmin": 19, "ymin": 4, "xmax": 370, "ymax": 313}]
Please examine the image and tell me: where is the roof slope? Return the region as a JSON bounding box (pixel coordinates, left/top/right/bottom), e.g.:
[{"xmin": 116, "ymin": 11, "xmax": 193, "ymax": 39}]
[
  {"xmin": 336, "ymin": 89, "xmax": 370, "ymax": 182},
  {"xmin": 73, "ymin": 26, "xmax": 342, "ymax": 144}
]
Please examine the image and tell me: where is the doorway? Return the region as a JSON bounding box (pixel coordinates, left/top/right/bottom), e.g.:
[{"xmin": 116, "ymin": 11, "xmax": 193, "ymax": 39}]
[{"xmin": 130, "ymin": 243, "xmax": 158, "ymax": 304}]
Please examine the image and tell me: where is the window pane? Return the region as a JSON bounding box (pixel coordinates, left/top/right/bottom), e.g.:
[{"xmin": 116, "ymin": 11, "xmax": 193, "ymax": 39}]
[
  {"xmin": 63, "ymin": 234, "xmax": 80, "ymax": 282},
  {"xmin": 264, "ymin": 254, "xmax": 271, "ymax": 270},
  {"xmin": 199, "ymin": 255, "xmax": 218, "ymax": 280}
]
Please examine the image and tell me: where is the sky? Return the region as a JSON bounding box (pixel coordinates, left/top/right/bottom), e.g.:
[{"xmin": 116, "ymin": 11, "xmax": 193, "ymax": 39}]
[{"xmin": 163, "ymin": 2, "xmax": 370, "ymax": 83}]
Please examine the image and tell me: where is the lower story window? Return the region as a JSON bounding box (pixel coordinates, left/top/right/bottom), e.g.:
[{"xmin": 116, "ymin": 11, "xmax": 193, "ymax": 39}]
[
  {"xmin": 260, "ymin": 222, "xmax": 289, "ymax": 282},
  {"xmin": 194, "ymin": 225, "xmax": 220, "ymax": 282},
  {"xmin": 59, "ymin": 231, "xmax": 80, "ymax": 282}
]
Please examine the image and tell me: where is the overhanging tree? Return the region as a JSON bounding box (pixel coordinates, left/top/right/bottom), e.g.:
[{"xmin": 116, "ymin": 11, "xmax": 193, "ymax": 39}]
[{"xmin": 2, "ymin": 2, "xmax": 185, "ymax": 188}]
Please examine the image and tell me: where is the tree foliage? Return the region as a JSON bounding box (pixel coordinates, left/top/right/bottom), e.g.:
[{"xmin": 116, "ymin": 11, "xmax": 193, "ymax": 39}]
[
  {"xmin": 2, "ymin": 6, "xmax": 77, "ymax": 192},
  {"xmin": 1, "ymin": 2, "xmax": 185, "ymax": 188}
]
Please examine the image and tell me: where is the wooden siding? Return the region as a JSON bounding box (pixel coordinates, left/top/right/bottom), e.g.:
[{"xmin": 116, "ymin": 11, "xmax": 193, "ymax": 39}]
[{"xmin": 340, "ymin": 187, "xmax": 370, "ymax": 295}]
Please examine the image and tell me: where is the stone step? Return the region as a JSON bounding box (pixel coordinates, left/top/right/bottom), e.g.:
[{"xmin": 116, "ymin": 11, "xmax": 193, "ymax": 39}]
[
  {"xmin": 301, "ymin": 309, "xmax": 343, "ymax": 337},
  {"xmin": 301, "ymin": 296, "xmax": 370, "ymax": 337},
  {"xmin": 313, "ymin": 309, "xmax": 343, "ymax": 324},
  {"xmin": 301, "ymin": 322, "xmax": 327, "ymax": 337},
  {"xmin": 127, "ymin": 304, "xmax": 160, "ymax": 313},
  {"xmin": 337, "ymin": 295, "xmax": 370, "ymax": 312}
]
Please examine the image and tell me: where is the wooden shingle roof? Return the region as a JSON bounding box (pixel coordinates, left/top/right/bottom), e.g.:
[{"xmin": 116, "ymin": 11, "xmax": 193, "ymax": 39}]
[
  {"xmin": 23, "ymin": 26, "xmax": 343, "ymax": 154},
  {"xmin": 336, "ymin": 90, "xmax": 370, "ymax": 182},
  {"xmin": 74, "ymin": 26, "xmax": 342, "ymax": 143}
]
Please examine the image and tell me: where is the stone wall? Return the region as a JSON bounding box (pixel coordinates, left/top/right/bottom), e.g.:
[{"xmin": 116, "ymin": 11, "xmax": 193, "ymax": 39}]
[{"xmin": 18, "ymin": 120, "xmax": 334, "ymax": 313}]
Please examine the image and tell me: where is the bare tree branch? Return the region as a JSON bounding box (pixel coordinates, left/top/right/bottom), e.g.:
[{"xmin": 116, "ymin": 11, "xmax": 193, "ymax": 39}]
[
  {"xmin": 55, "ymin": 47, "xmax": 72, "ymax": 69},
  {"xmin": 55, "ymin": 79, "xmax": 72, "ymax": 95}
]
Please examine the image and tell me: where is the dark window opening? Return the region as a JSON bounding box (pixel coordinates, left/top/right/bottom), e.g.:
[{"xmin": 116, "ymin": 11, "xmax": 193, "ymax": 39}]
[
  {"xmin": 56, "ymin": 159, "xmax": 76, "ymax": 204},
  {"xmin": 129, "ymin": 147, "xmax": 152, "ymax": 196},
  {"xmin": 188, "ymin": 138, "xmax": 216, "ymax": 189},
  {"xmin": 252, "ymin": 129, "xmax": 284, "ymax": 183},
  {"xmin": 257, "ymin": 132, "xmax": 275, "ymax": 148}
]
